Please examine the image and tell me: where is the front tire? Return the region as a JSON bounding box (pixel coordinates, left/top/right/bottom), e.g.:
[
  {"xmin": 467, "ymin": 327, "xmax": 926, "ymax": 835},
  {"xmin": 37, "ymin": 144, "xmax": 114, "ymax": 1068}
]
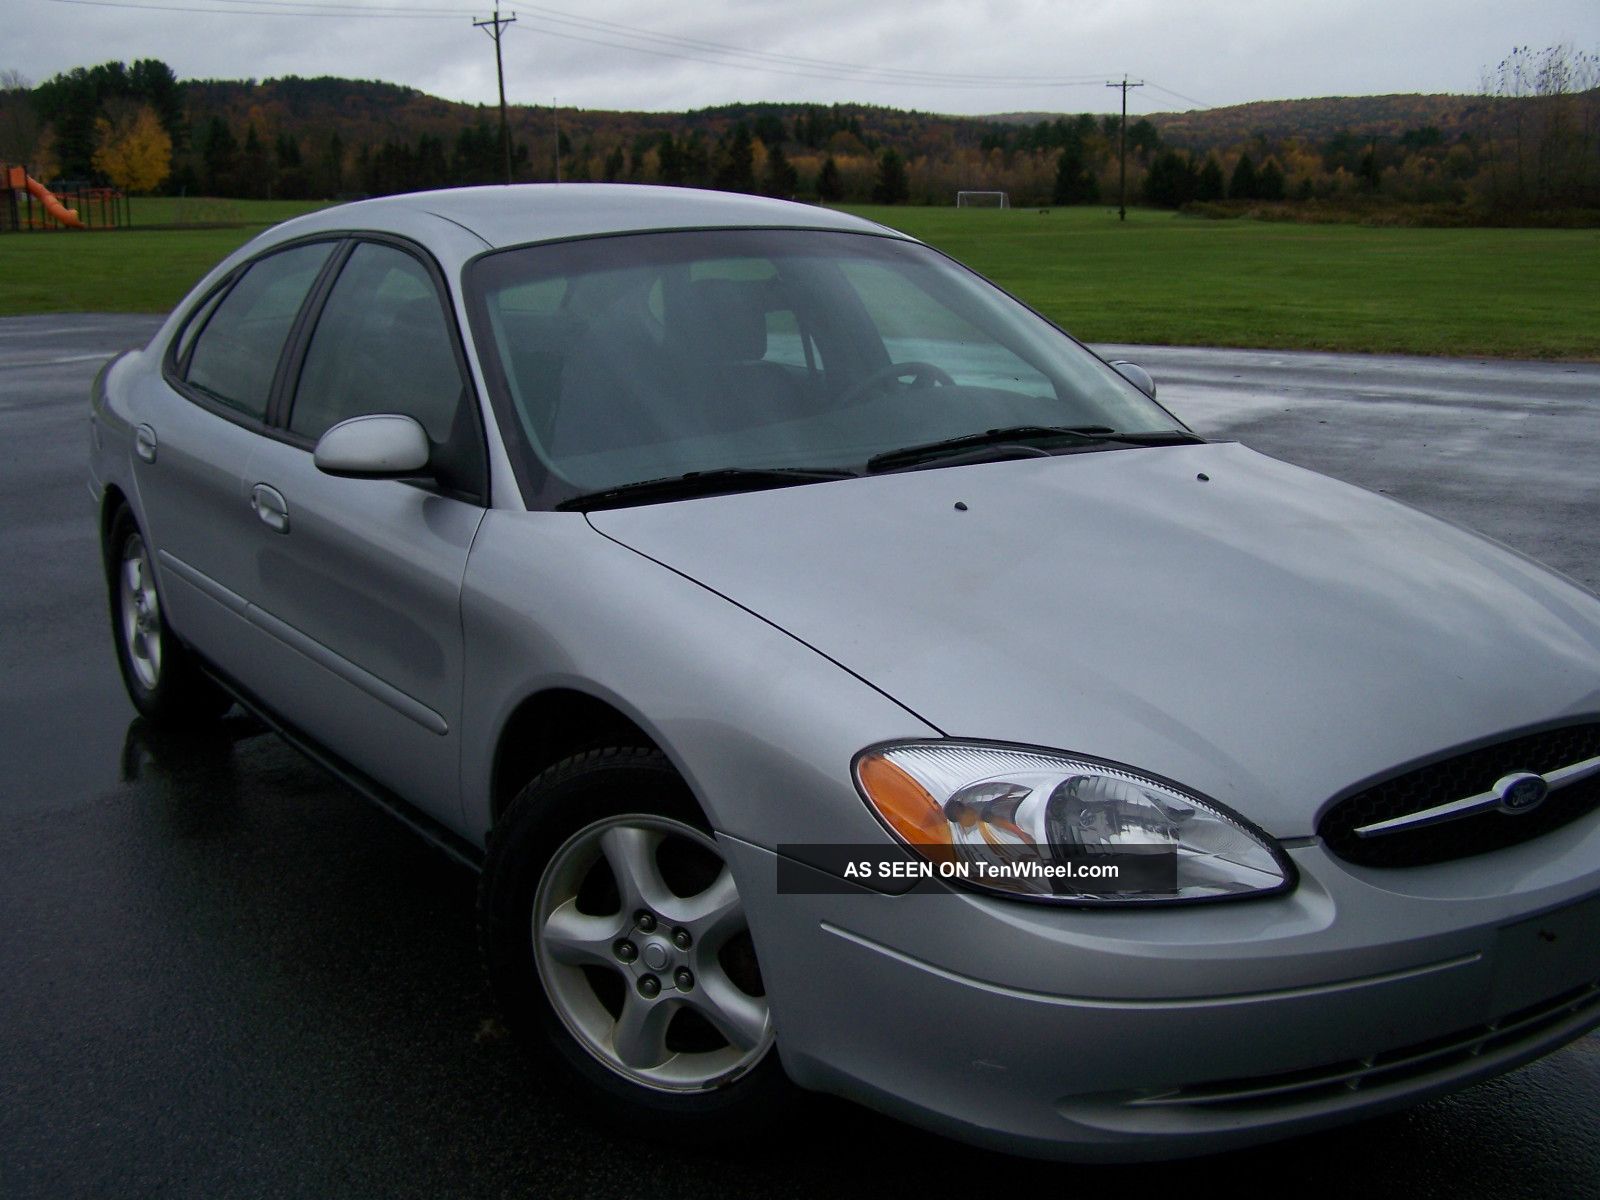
[
  {"xmin": 479, "ymin": 747, "xmax": 793, "ymax": 1138},
  {"xmin": 105, "ymin": 505, "xmax": 230, "ymax": 725}
]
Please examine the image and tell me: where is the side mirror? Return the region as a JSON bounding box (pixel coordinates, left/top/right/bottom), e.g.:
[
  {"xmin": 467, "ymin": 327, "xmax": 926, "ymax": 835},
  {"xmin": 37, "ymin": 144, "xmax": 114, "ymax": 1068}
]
[
  {"xmin": 1109, "ymin": 360, "xmax": 1157, "ymax": 398},
  {"xmin": 313, "ymin": 414, "xmax": 431, "ymax": 479}
]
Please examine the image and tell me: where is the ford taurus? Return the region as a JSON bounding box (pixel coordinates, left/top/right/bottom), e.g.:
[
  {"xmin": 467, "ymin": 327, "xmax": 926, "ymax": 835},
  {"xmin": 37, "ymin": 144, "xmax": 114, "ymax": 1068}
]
[{"xmin": 89, "ymin": 185, "xmax": 1600, "ymax": 1160}]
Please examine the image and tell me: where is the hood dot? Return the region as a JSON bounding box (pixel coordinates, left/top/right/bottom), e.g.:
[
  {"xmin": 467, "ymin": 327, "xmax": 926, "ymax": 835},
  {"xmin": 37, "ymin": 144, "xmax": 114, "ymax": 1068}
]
[
  {"xmin": 1196, "ymin": 473, "xmax": 1210, "ymax": 482},
  {"xmin": 954, "ymin": 501, "xmax": 968, "ymax": 511}
]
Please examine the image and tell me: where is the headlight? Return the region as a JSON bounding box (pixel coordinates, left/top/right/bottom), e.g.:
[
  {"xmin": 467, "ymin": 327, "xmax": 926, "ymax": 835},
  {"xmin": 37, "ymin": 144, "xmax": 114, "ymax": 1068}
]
[{"xmin": 854, "ymin": 741, "xmax": 1293, "ymax": 905}]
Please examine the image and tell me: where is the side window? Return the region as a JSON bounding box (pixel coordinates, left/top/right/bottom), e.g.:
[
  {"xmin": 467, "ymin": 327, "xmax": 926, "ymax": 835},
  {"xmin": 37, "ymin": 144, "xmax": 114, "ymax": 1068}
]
[
  {"xmin": 183, "ymin": 242, "xmax": 334, "ymax": 420},
  {"xmin": 290, "ymin": 243, "xmax": 464, "ymax": 444}
]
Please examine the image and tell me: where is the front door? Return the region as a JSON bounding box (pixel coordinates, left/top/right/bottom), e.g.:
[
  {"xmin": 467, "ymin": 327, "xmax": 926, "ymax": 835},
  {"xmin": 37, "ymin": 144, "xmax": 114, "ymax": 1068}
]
[{"xmin": 240, "ymin": 240, "xmax": 489, "ymax": 826}]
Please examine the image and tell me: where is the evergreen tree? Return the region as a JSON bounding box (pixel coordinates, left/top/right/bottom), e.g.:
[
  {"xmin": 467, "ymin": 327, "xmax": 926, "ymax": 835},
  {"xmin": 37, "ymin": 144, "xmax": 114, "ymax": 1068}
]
[
  {"xmin": 817, "ymin": 155, "xmax": 843, "ymax": 202},
  {"xmin": 453, "ymin": 121, "xmax": 499, "ymax": 185},
  {"xmin": 1127, "ymin": 118, "xmax": 1160, "ymax": 154},
  {"xmin": 1144, "ymin": 150, "xmax": 1199, "ymax": 208},
  {"xmin": 1258, "ymin": 157, "xmax": 1286, "ymax": 201},
  {"xmin": 762, "ymin": 143, "xmax": 798, "ymax": 198},
  {"xmin": 713, "ymin": 123, "xmax": 755, "ymax": 193},
  {"xmin": 199, "ymin": 116, "xmax": 238, "ymax": 195},
  {"xmin": 321, "ymin": 130, "xmax": 344, "ymax": 196},
  {"xmin": 657, "ymin": 133, "xmax": 685, "ymax": 185},
  {"xmin": 1229, "ymin": 152, "xmax": 1258, "ymax": 200},
  {"xmin": 1358, "ymin": 147, "xmax": 1381, "ymax": 192},
  {"xmin": 274, "ymin": 131, "xmax": 307, "ymax": 199},
  {"xmin": 1196, "ymin": 154, "xmax": 1225, "ymax": 201},
  {"xmin": 240, "ymin": 122, "xmax": 270, "ymax": 198},
  {"xmin": 873, "ymin": 147, "xmax": 909, "ymax": 204},
  {"xmin": 681, "ymin": 132, "xmax": 711, "ymax": 187},
  {"xmin": 1053, "ymin": 141, "xmax": 1097, "ymax": 204},
  {"xmin": 416, "ymin": 133, "xmax": 449, "ymax": 189},
  {"xmin": 751, "ymin": 112, "xmax": 786, "ymax": 147}
]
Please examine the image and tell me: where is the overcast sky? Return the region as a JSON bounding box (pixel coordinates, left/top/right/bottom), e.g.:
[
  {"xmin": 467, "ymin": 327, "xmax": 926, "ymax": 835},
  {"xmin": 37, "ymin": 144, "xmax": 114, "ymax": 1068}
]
[{"xmin": 10, "ymin": 0, "xmax": 1599, "ymax": 116}]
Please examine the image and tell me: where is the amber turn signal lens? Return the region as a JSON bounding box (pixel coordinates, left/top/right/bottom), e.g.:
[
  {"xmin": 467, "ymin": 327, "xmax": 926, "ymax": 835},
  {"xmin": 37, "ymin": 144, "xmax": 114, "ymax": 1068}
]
[{"xmin": 856, "ymin": 754, "xmax": 953, "ymax": 858}]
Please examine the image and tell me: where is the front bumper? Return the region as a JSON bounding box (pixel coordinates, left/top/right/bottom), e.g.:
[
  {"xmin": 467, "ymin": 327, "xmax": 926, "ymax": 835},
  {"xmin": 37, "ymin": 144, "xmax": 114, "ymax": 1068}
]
[{"xmin": 722, "ymin": 807, "xmax": 1600, "ymax": 1161}]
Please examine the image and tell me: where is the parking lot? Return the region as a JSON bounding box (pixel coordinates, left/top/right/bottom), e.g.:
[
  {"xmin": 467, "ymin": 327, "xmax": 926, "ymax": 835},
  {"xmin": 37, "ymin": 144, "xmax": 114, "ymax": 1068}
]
[{"xmin": 2, "ymin": 314, "xmax": 1598, "ymax": 1198}]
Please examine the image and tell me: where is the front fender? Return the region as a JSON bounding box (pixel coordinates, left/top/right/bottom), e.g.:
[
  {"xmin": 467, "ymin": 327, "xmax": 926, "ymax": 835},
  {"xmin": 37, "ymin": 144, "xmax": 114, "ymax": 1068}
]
[{"xmin": 459, "ymin": 510, "xmax": 939, "ymax": 849}]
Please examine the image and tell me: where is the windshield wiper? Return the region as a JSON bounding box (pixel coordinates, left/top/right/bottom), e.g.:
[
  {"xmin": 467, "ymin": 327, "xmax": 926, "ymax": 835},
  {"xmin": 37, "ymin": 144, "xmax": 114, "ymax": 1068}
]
[
  {"xmin": 864, "ymin": 424, "xmax": 1202, "ymax": 473},
  {"xmin": 557, "ymin": 466, "xmax": 857, "ymax": 512}
]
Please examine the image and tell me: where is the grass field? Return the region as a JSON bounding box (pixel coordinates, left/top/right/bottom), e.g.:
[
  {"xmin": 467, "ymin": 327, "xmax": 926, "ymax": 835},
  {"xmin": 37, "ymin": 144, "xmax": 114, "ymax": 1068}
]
[
  {"xmin": 843, "ymin": 205, "xmax": 1600, "ymax": 359},
  {"xmin": 0, "ymin": 198, "xmax": 330, "ymax": 316},
  {"xmin": 2, "ymin": 197, "xmax": 1597, "ymax": 358}
]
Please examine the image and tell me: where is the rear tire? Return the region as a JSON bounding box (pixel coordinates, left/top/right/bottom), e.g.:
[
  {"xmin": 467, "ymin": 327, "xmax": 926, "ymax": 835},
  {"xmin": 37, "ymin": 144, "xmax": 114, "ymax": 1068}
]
[
  {"xmin": 479, "ymin": 747, "xmax": 795, "ymax": 1141},
  {"xmin": 105, "ymin": 505, "xmax": 231, "ymax": 725}
]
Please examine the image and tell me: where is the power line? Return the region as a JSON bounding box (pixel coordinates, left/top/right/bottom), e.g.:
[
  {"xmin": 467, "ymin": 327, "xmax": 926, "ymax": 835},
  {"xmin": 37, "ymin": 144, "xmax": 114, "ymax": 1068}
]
[
  {"xmin": 1145, "ymin": 80, "xmax": 1212, "ymax": 110},
  {"xmin": 48, "ymin": 0, "xmax": 461, "ymax": 17},
  {"xmin": 192, "ymin": 0, "xmax": 465, "ymax": 12},
  {"xmin": 509, "ymin": 2, "xmax": 1111, "ymax": 86},
  {"xmin": 508, "ymin": 22, "xmax": 1108, "ymax": 91}
]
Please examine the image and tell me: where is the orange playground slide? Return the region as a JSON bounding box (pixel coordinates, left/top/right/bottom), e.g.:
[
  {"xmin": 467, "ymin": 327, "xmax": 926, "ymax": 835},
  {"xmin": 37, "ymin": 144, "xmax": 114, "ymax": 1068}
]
[{"xmin": 5, "ymin": 165, "xmax": 85, "ymax": 228}]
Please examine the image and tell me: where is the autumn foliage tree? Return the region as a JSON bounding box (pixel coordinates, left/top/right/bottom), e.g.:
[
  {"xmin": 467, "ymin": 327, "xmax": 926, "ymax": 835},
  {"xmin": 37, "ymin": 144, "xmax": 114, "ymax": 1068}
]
[{"xmin": 92, "ymin": 101, "xmax": 171, "ymax": 193}]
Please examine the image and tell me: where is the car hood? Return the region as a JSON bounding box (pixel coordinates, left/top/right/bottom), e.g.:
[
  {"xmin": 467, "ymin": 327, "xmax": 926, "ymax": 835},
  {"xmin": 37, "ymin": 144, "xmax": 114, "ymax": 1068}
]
[{"xmin": 588, "ymin": 443, "xmax": 1600, "ymax": 837}]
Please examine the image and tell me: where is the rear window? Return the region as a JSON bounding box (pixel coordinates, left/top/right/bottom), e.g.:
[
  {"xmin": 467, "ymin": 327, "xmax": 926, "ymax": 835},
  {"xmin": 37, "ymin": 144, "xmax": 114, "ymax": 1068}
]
[{"xmin": 183, "ymin": 242, "xmax": 334, "ymax": 420}]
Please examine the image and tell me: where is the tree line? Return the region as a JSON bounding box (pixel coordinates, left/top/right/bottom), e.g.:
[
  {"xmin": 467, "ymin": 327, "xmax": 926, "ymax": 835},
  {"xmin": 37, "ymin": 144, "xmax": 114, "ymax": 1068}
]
[{"xmin": 2, "ymin": 50, "xmax": 1595, "ymax": 221}]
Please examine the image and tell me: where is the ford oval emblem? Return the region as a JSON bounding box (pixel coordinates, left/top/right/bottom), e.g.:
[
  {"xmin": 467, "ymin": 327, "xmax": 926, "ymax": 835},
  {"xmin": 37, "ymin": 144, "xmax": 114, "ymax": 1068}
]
[{"xmin": 1495, "ymin": 772, "xmax": 1549, "ymax": 814}]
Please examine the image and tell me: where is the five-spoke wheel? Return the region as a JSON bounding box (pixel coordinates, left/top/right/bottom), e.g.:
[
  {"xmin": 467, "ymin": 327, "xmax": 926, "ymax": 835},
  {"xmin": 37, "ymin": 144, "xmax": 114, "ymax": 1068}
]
[
  {"xmin": 480, "ymin": 746, "xmax": 793, "ymax": 1138},
  {"xmin": 534, "ymin": 814, "xmax": 773, "ymax": 1090},
  {"xmin": 118, "ymin": 531, "xmax": 164, "ymax": 691}
]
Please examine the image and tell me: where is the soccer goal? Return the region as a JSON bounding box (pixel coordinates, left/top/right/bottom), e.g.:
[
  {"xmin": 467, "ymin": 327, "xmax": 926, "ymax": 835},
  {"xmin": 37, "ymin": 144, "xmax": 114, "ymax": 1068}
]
[{"xmin": 955, "ymin": 190, "xmax": 1010, "ymax": 209}]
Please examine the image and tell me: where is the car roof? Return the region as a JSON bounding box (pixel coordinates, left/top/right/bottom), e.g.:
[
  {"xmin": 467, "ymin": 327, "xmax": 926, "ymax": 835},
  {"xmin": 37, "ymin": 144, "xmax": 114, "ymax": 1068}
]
[{"xmin": 263, "ymin": 183, "xmax": 914, "ymax": 252}]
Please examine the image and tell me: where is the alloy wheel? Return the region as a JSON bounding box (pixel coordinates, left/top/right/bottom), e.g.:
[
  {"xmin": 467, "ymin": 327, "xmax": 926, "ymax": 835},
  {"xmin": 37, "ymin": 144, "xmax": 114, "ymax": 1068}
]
[
  {"xmin": 119, "ymin": 533, "xmax": 163, "ymax": 691},
  {"xmin": 532, "ymin": 814, "xmax": 773, "ymax": 1092}
]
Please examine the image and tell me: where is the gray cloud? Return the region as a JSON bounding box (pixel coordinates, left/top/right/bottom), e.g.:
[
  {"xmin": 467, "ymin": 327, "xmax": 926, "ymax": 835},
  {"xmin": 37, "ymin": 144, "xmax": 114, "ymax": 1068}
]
[{"xmin": 8, "ymin": 0, "xmax": 1598, "ymax": 115}]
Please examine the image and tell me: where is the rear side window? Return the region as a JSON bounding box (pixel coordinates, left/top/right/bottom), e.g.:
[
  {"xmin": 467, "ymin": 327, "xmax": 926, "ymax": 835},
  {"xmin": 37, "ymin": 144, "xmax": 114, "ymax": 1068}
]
[{"xmin": 183, "ymin": 242, "xmax": 334, "ymax": 420}]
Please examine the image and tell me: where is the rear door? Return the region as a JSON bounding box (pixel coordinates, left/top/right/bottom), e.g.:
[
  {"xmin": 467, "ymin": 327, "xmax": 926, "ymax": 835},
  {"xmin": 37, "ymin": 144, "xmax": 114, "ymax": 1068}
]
[
  {"xmin": 239, "ymin": 238, "xmax": 489, "ymax": 826},
  {"xmin": 136, "ymin": 239, "xmax": 339, "ymax": 679}
]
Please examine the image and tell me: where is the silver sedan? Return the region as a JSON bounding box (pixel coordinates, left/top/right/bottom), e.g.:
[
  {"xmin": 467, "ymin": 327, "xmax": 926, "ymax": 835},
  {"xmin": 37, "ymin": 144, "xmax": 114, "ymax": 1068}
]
[{"xmin": 89, "ymin": 185, "xmax": 1600, "ymax": 1161}]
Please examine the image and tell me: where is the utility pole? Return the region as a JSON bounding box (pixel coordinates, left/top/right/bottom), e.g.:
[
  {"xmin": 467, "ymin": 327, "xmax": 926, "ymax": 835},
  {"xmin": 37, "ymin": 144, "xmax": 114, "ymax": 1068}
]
[
  {"xmin": 474, "ymin": 8, "xmax": 517, "ymax": 184},
  {"xmin": 1105, "ymin": 75, "xmax": 1144, "ymax": 221}
]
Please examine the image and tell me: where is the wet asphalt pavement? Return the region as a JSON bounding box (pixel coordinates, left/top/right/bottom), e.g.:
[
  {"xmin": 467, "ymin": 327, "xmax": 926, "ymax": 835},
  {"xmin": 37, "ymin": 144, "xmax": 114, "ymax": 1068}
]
[{"xmin": 2, "ymin": 314, "xmax": 1599, "ymax": 1198}]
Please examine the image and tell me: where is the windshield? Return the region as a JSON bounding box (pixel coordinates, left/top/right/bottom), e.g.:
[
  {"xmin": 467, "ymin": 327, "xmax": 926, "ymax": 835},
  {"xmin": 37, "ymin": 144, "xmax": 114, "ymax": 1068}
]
[{"xmin": 465, "ymin": 228, "xmax": 1184, "ymax": 508}]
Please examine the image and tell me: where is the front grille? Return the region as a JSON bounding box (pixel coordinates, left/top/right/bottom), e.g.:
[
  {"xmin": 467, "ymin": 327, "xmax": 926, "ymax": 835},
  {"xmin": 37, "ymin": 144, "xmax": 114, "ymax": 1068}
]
[
  {"xmin": 1129, "ymin": 980, "xmax": 1600, "ymax": 1111},
  {"xmin": 1319, "ymin": 723, "xmax": 1600, "ymax": 868}
]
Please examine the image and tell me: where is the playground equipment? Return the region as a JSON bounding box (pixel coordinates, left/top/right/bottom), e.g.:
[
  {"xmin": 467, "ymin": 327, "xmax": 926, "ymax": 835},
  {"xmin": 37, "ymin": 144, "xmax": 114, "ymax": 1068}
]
[{"xmin": 2, "ymin": 165, "xmax": 128, "ymax": 230}]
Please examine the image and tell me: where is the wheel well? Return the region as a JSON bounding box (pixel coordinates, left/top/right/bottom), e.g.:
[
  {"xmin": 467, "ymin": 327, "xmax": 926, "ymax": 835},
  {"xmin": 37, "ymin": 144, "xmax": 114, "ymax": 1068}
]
[
  {"xmin": 491, "ymin": 689, "xmax": 658, "ymax": 823},
  {"xmin": 99, "ymin": 485, "xmax": 130, "ymax": 579}
]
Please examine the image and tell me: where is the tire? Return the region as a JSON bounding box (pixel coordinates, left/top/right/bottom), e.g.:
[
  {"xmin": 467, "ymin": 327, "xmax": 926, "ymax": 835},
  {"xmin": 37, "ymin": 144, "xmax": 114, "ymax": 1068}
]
[
  {"xmin": 105, "ymin": 505, "xmax": 231, "ymax": 725},
  {"xmin": 479, "ymin": 746, "xmax": 794, "ymax": 1140}
]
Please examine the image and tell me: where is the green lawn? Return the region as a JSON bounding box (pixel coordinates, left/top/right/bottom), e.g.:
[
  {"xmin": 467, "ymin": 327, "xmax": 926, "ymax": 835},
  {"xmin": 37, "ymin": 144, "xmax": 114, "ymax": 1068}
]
[
  {"xmin": 0, "ymin": 198, "xmax": 330, "ymax": 317},
  {"xmin": 2, "ymin": 198, "xmax": 1597, "ymax": 358},
  {"xmin": 125, "ymin": 196, "xmax": 332, "ymax": 226},
  {"xmin": 843, "ymin": 205, "xmax": 1600, "ymax": 359}
]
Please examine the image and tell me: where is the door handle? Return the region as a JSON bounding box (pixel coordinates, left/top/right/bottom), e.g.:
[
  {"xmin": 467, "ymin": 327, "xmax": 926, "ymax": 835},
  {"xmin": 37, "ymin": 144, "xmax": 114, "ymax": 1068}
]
[
  {"xmin": 250, "ymin": 483, "xmax": 290, "ymax": 534},
  {"xmin": 134, "ymin": 424, "xmax": 157, "ymax": 464}
]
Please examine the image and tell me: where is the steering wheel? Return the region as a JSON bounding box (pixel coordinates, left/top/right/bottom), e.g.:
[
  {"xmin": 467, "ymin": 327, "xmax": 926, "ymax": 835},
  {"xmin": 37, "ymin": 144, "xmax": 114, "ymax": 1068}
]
[{"xmin": 836, "ymin": 360, "xmax": 956, "ymax": 407}]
